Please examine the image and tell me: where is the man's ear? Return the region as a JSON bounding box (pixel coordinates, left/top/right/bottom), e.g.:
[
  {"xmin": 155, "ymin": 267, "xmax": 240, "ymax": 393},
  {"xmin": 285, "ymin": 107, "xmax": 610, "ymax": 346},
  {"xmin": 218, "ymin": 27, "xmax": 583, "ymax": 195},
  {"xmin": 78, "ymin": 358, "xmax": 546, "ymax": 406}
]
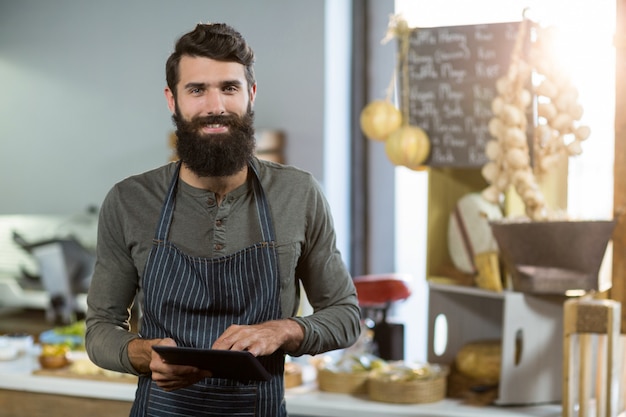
[
  {"xmin": 249, "ymin": 83, "xmax": 257, "ymax": 106},
  {"xmin": 165, "ymin": 87, "xmax": 176, "ymax": 114}
]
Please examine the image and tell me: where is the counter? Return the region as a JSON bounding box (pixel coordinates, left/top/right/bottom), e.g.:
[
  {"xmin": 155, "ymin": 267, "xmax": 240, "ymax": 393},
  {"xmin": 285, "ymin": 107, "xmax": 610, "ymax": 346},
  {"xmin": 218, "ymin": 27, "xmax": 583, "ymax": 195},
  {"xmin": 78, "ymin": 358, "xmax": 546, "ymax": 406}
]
[{"xmin": 0, "ymin": 351, "xmax": 562, "ymax": 417}]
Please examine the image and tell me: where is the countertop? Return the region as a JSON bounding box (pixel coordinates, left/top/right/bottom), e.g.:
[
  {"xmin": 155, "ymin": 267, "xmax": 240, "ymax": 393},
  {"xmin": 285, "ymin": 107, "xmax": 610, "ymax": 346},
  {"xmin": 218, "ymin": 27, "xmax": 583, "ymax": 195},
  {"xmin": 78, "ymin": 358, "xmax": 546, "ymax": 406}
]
[{"xmin": 0, "ymin": 349, "xmax": 562, "ymax": 417}]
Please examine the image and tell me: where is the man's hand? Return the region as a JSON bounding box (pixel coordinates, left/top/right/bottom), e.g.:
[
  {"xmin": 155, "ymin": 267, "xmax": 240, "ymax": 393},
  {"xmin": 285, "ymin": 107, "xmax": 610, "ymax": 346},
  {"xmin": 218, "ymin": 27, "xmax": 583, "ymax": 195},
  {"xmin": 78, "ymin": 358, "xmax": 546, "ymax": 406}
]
[
  {"xmin": 212, "ymin": 319, "xmax": 304, "ymax": 356},
  {"xmin": 128, "ymin": 337, "xmax": 211, "ymax": 391}
]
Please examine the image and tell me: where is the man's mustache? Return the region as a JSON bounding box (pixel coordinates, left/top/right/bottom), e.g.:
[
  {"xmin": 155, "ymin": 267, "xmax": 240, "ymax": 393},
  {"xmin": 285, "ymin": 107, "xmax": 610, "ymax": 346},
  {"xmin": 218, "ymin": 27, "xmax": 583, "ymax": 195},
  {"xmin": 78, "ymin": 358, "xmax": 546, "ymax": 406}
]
[{"xmin": 188, "ymin": 114, "xmax": 239, "ymax": 129}]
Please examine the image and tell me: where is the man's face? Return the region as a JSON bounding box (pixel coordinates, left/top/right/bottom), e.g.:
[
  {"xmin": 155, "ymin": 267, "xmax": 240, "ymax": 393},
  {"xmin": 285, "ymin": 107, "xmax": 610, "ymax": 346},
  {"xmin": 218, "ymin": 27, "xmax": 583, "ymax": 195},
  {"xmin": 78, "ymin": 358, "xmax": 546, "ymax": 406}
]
[{"xmin": 165, "ymin": 56, "xmax": 257, "ymax": 177}]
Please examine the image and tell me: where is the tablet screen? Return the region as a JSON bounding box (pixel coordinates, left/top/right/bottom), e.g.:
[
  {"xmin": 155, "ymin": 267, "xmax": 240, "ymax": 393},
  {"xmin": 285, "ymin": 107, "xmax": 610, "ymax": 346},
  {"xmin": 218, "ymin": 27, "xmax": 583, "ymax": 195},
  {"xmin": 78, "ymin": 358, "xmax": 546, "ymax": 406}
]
[{"xmin": 152, "ymin": 346, "xmax": 271, "ymax": 382}]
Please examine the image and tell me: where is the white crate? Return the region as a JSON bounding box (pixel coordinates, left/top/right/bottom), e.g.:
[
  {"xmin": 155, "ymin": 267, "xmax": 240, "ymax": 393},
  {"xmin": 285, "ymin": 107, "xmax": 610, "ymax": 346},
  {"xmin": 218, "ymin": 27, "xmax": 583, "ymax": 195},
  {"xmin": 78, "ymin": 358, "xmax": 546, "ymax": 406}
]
[{"xmin": 427, "ymin": 282, "xmax": 564, "ymax": 405}]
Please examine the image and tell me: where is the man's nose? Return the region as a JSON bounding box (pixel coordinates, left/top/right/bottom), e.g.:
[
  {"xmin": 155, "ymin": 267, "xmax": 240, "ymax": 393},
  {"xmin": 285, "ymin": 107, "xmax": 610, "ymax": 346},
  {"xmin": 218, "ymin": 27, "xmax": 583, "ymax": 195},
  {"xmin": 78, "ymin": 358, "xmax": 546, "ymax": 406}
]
[{"xmin": 203, "ymin": 90, "xmax": 226, "ymax": 115}]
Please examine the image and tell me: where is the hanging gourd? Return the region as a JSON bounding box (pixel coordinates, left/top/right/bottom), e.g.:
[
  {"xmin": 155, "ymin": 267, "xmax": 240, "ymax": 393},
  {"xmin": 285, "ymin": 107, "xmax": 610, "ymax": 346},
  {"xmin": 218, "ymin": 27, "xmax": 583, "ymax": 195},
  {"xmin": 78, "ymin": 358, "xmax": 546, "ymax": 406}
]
[
  {"xmin": 360, "ymin": 99, "xmax": 403, "ymax": 142},
  {"xmin": 360, "ymin": 15, "xmax": 431, "ymax": 170},
  {"xmin": 387, "ymin": 16, "xmax": 430, "ymax": 170},
  {"xmin": 385, "ymin": 125, "xmax": 431, "ymax": 169}
]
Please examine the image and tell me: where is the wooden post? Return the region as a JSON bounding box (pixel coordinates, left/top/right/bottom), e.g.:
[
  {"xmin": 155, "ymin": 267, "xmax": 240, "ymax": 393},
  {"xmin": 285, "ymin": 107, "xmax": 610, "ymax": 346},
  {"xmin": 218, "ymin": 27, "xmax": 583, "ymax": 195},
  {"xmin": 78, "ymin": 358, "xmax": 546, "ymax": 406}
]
[
  {"xmin": 612, "ymin": 0, "xmax": 626, "ymax": 334},
  {"xmin": 563, "ymin": 298, "xmax": 621, "ymax": 417}
]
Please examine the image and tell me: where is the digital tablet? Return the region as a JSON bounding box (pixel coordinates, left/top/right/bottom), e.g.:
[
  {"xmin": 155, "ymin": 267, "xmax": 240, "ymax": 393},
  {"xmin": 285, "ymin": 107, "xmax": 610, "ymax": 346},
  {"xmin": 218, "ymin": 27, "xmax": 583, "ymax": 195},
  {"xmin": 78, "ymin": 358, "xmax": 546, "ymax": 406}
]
[{"xmin": 152, "ymin": 345, "xmax": 271, "ymax": 382}]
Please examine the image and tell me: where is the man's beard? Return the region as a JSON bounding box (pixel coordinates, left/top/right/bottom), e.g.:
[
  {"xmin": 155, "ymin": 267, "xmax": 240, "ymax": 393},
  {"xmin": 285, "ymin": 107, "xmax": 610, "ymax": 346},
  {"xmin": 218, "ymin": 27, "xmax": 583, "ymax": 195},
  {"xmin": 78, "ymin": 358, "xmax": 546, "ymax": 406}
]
[{"xmin": 173, "ymin": 106, "xmax": 256, "ymax": 177}]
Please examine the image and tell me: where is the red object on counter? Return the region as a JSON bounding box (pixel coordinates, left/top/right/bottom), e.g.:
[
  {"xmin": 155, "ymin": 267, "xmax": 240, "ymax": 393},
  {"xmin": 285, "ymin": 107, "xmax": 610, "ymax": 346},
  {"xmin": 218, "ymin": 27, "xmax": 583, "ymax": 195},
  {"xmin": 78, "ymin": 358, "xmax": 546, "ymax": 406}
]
[{"xmin": 353, "ymin": 274, "xmax": 412, "ymax": 307}]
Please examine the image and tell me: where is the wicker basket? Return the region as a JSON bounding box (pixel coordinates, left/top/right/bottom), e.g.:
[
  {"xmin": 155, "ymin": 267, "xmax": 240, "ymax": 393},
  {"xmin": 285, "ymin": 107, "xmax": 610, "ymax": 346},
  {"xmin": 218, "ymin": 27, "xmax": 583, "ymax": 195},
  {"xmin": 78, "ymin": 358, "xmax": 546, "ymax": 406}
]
[
  {"xmin": 368, "ymin": 363, "xmax": 448, "ymax": 405},
  {"xmin": 317, "ymin": 368, "xmax": 370, "ymax": 394},
  {"xmin": 368, "ymin": 374, "xmax": 446, "ymax": 404},
  {"xmin": 284, "ymin": 362, "xmax": 303, "ymax": 388}
]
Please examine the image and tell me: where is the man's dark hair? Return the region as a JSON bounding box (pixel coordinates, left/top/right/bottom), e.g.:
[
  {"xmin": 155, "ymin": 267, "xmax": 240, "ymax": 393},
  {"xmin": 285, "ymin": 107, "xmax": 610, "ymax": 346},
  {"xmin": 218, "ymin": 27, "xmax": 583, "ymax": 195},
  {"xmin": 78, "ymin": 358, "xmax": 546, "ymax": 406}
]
[{"xmin": 166, "ymin": 23, "xmax": 256, "ymax": 96}]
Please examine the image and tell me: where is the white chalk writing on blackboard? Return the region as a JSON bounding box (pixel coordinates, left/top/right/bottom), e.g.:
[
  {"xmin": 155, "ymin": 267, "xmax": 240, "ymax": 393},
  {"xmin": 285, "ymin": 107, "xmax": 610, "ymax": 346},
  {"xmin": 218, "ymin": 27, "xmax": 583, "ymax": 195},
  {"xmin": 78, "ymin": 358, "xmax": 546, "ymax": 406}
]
[{"xmin": 405, "ymin": 22, "xmax": 523, "ymax": 167}]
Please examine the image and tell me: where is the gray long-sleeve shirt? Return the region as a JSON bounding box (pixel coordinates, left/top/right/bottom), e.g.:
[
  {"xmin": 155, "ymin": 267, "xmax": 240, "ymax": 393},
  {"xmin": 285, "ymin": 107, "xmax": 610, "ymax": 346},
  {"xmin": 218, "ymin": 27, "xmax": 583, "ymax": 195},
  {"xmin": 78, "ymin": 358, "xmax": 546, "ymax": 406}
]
[{"xmin": 85, "ymin": 158, "xmax": 361, "ymax": 375}]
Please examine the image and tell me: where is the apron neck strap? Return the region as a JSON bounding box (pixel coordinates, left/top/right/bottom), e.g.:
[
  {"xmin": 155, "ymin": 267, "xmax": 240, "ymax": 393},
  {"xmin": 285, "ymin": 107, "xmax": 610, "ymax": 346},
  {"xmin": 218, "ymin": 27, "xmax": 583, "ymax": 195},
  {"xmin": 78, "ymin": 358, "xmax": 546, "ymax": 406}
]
[
  {"xmin": 155, "ymin": 160, "xmax": 276, "ymax": 243},
  {"xmin": 248, "ymin": 161, "xmax": 275, "ymax": 242}
]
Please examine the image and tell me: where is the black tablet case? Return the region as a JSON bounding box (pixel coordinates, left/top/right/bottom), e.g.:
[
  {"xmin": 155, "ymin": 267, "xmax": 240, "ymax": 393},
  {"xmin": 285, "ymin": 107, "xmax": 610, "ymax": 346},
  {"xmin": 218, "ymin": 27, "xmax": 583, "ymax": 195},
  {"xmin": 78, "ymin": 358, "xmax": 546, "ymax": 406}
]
[{"xmin": 152, "ymin": 346, "xmax": 271, "ymax": 382}]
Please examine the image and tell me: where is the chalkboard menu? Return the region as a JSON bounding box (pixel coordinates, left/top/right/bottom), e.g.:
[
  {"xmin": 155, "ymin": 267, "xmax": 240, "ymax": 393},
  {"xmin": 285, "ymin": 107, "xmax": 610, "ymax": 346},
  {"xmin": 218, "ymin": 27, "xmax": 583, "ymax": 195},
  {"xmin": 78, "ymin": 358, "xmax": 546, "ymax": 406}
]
[{"xmin": 406, "ymin": 22, "xmax": 522, "ymax": 167}]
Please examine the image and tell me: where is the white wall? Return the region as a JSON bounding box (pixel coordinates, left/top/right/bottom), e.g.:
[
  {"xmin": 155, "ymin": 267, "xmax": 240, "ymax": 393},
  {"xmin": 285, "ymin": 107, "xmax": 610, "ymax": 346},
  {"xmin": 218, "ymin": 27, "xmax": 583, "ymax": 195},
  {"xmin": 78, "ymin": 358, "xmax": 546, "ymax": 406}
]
[
  {"xmin": 323, "ymin": 0, "xmax": 352, "ymax": 266},
  {"xmin": 0, "ymin": 0, "xmax": 327, "ymax": 215}
]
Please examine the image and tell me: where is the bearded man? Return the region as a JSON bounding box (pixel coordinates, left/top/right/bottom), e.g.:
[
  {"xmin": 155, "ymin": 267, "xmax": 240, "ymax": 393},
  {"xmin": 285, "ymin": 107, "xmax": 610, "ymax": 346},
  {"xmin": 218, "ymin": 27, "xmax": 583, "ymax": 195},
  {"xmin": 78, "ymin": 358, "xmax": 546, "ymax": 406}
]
[{"xmin": 85, "ymin": 22, "xmax": 360, "ymax": 417}]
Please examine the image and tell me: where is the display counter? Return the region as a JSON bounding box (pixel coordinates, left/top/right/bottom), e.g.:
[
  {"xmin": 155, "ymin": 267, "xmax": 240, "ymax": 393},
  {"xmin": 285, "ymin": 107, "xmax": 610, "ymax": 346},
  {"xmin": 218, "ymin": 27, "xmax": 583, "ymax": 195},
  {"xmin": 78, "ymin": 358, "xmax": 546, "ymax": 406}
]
[{"xmin": 0, "ymin": 351, "xmax": 562, "ymax": 417}]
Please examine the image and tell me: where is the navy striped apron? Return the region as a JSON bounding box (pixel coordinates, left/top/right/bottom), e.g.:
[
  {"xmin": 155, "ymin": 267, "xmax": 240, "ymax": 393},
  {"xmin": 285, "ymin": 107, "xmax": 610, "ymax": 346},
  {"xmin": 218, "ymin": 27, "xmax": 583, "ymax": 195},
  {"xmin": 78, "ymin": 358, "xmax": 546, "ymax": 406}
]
[{"xmin": 130, "ymin": 161, "xmax": 286, "ymax": 417}]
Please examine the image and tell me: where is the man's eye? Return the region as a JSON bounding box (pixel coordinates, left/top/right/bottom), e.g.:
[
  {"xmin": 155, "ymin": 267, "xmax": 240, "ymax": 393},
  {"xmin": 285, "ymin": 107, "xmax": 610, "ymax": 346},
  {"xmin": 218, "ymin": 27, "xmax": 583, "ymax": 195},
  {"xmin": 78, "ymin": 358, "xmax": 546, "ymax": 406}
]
[{"xmin": 190, "ymin": 87, "xmax": 203, "ymax": 94}]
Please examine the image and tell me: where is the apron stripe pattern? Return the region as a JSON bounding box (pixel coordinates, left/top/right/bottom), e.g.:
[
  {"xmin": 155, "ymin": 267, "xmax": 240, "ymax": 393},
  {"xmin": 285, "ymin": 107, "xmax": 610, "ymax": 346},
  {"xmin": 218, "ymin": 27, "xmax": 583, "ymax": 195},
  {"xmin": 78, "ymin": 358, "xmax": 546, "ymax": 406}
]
[
  {"xmin": 147, "ymin": 384, "xmax": 258, "ymax": 416},
  {"xmin": 130, "ymin": 161, "xmax": 286, "ymax": 417}
]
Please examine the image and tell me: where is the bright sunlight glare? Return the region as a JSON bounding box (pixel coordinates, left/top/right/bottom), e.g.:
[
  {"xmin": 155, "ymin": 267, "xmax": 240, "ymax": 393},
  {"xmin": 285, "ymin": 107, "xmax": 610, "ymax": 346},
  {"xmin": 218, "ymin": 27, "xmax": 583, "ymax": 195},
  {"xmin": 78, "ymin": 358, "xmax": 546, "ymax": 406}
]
[{"xmin": 395, "ymin": 0, "xmax": 616, "ymax": 219}]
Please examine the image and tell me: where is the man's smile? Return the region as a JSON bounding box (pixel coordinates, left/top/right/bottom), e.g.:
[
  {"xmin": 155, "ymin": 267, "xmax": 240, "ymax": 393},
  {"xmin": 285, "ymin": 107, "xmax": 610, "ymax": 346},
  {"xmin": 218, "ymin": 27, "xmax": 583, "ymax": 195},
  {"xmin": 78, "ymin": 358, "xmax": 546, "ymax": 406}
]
[{"xmin": 201, "ymin": 123, "xmax": 229, "ymax": 134}]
